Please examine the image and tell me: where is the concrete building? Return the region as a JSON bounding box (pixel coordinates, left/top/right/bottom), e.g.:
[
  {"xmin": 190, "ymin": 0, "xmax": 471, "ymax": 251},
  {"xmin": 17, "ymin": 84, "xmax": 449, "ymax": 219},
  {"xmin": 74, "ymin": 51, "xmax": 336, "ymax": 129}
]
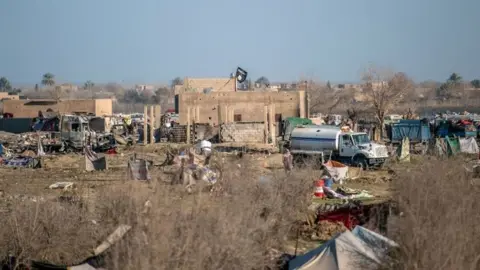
[
  {"xmin": 176, "ymin": 91, "xmax": 307, "ymax": 126},
  {"xmin": 2, "ymin": 98, "xmax": 113, "ymax": 118},
  {"xmin": 0, "ymin": 92, "xmax": 20, "ymax": 100},
  {"xmin": 175, "ymin": 77, "xmax": 236, "ymax": 95}
]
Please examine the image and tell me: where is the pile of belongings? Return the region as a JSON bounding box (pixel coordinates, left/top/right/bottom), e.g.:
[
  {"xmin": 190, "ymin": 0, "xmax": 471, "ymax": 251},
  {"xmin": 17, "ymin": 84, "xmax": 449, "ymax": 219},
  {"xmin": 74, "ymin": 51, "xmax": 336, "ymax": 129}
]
[
  {"xmin": 1, "ymin": 155, "xmax": 41, "ymax": 168},
  {"xmin": 288, "ymin": 225, "xmax": 398, "ymax": 270},
  {"xmin": 323, "ymin": 186, "xmax": 373, "ymax": 200},
  {"xmin": 174, "ymin": 147, "xmax": 218, "ymax": 190}
]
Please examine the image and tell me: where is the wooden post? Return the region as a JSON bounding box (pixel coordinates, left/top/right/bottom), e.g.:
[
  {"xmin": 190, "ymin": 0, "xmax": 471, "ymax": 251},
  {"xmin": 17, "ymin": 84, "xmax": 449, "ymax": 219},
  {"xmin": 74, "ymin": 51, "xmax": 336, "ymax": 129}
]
[
  {"xmin": 229, "ymin": 108, "xmax": 234, "ymax": 122},
  {"xmin": 306, "ymin": 93, "xmax": 311, "ymax": 118},
  {"xmin": 217, "ymin": 104, "xmax": 223, "ymax": 126},
  {"xmin": 155, "ymin": 105, "xmax": 161, "ymax": 128},
  {"xmin": 269, "ymin": 104, "xmax": 276, "ymax": 145},
  {"xmin": 186, "ymin": 106, "xmax": 191, "ymax": 144},
  {"xmin": 143, "ymin": 106, "xmax": 148, "ymax": 145},
  {"xmin": 264, "ymin": 105, "xmax": 268, "ymax": 144},
  {"xmin": 299, "ymin": 91, "xmax": 306, "ymax": 118},
  {"xmin": 196, "ymin": 106, "xmax": 200, "ymax": 123},
  {"xmin": 149, "ymin": 106, "xmax": 154, "ymax": 144},
  {"xmin": 224, "ymin": 105, "xmax": 229, "ymax": 123}
]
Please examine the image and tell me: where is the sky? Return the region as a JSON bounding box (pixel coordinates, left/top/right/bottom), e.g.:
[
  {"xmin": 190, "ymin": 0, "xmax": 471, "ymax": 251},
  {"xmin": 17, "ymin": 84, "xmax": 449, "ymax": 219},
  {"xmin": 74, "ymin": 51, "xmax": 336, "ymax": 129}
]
[{"xmin": 0, "ymin": 0, "xmax": 479, "ymax": 86}]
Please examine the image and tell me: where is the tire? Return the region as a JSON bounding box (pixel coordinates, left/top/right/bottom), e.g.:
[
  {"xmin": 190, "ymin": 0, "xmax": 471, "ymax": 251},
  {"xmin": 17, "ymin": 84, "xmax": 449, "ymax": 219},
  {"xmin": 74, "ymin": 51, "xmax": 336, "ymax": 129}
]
[{"xmin": 353, "ymin": 156, "xmax": 369, "ymax": 170}]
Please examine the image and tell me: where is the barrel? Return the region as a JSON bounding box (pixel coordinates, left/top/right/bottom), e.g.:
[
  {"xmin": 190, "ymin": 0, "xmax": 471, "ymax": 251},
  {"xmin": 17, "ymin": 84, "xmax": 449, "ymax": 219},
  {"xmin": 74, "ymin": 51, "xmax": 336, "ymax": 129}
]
[{"xmin": 314, "ymin": 179, "xmax": 325, "ymax": 198}]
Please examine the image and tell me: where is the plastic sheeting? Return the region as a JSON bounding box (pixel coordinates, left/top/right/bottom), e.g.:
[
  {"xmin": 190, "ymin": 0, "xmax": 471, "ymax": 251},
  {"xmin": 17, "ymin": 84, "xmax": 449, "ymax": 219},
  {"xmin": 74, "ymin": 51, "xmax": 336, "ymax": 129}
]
[
  {"xmin": 289, "ymin": 226, "xmax": 397, "ymax": 270},
  {"xmin": 398, "ymin": 137, "xmax": 410, "ymax": 162},
  {"xmin": 288, "ymin": 229, "xmax": 381, "ymax": 270},
  {"xmin": 323, "ymin": 160, "xmax": 348, "ymax": 183},
  {"xmin": 84, "ymin": 147, "xmax": 107, "ymax": 172},
  {"xmin": 127, "ymin": 158, "xmax": 151, "ymax": 181},
  {"xmin": 459, "ymin": 137, "xmax": 479, "ymax": 154}
]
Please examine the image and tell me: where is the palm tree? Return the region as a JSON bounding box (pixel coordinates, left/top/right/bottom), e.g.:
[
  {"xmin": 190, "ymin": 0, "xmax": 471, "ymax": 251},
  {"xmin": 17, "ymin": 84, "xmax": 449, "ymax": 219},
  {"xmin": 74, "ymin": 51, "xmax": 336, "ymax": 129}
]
[
  {"xmin": 447, "ymin": 73, "xmax": 462, "ymax": 85},
  {"xmin": 41, "ymin": 73, "xmax": 55, "ymax": 87},
  {"xmin": 0, "ymin": 77, "xmax": 12, "ymax": 92},
  {"xmin": 84, "ymin": 80, "xmax": 95, "ymax": 99}
]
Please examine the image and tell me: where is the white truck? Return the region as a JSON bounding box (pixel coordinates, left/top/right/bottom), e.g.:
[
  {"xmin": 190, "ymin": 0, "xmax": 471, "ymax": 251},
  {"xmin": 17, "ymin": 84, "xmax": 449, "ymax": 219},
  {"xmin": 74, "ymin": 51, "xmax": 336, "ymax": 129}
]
[{"xmin": 289, "ymin": 125, "xmax": 389, "ymax": 168}]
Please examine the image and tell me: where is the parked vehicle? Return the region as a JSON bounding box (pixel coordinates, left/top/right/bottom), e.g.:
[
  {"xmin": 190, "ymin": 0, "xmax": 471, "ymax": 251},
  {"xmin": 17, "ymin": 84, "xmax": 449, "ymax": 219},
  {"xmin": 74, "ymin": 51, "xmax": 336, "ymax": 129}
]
[{"xmin": 289, "ymin": 125, "xmax": 389, "ymax": 169}]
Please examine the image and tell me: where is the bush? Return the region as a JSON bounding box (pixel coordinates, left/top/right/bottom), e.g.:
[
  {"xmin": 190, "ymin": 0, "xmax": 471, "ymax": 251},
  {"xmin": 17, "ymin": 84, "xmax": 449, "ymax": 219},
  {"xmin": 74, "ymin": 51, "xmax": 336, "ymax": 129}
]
[
  {"xmin": 382, "ymin": 157, "xmax": 480, "ymax": 269},
  {"xmin": 0, "ymin": 160, "xmax": 315, "ymax": 270}
]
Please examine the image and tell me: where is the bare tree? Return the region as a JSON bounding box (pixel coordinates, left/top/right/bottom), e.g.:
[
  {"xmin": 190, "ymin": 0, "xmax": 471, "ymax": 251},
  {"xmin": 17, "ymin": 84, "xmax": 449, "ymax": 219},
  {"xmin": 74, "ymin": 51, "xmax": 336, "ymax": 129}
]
[
  {"xmin": 362, "ymin": 67, "xmax": 413, "ymax": 138},
  {"xmin": 343, "ymin": 89, "xmax": 365, "ymax": 131},
  {"xmin": 307, "ymin": 81, "xmax": 347, "ymax": 114},
  {"xmin": 49, "ymin": 85, "xmax": 64, "ymax": 102}
]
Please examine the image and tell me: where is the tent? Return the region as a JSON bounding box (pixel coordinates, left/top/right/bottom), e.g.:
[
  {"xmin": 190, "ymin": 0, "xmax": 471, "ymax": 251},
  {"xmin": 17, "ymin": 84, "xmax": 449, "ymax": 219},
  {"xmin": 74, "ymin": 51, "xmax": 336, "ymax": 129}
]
[
  {"xmin": 351, "ymin": 226, "xmax": 398, "ymax": 251},
  {"xmin": 288, "ymin": 226, "xmax": 396, "ymax": 270}
]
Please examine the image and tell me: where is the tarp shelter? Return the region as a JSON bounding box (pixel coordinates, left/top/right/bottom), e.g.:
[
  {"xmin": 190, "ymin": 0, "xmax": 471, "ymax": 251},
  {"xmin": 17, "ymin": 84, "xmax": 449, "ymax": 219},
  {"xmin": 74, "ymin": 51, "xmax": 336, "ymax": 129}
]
[
  {"xmin": 288, "ymin": 229, "xmax": 380, "ymax": 270},
  {"xmin": 289, "ymin": 226, "xmax": 397, "ymax": 270},
  {"xmin": 351, "ymin": 226, "xmax": 398, "ymax": 251},
  {"xmin": 459, "ymin": 137, "xmax": 479, "ymax": 154}
]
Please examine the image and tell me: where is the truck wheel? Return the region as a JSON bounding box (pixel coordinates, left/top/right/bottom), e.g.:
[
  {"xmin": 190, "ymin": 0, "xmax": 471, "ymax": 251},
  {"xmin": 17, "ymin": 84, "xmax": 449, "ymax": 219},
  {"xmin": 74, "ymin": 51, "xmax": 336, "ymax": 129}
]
[{"xmin": 353, "ymin": 156, "xmax": 369, "ymax": 170}]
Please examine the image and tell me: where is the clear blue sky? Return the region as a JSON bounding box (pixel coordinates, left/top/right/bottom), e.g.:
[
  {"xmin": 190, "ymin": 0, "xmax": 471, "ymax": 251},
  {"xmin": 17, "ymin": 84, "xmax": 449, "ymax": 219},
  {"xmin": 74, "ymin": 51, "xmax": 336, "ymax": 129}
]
[{"xmin": 0, "ymin": 0, "xmax": 478, "ymax": 85}]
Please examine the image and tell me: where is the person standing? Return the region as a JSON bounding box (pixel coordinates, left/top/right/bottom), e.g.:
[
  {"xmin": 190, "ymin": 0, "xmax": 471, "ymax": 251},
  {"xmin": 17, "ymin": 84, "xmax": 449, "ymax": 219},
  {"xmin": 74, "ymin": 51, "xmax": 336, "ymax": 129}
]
[{"xmin": 283, "ymin": 149, "xmax": 293, "ymax": 174}]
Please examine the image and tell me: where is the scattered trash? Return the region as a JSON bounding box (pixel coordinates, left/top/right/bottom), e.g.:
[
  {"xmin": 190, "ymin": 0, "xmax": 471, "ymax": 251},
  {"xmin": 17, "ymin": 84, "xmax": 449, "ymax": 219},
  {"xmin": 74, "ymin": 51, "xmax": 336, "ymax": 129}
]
[
  {"xmin": 94, "ymin": 224, "xmax": 132, "ymax": 256},
  {"xmin": 49, "ymin": 182, "xmax": 75, "ymax": 190},
  {"xmin": 127, "ymin": 157, "xmax": 151, "ymax": 181},
  {"xmin": 84, "ymin": 146, "xmax": 108, "ymax": 172}
]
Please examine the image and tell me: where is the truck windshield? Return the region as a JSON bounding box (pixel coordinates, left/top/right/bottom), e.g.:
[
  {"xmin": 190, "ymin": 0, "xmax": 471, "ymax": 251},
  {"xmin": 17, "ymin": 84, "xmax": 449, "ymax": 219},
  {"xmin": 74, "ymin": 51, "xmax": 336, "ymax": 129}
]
[{"xmin": 352, "ymin": 134, "xmax": 370, "ymax": 145}]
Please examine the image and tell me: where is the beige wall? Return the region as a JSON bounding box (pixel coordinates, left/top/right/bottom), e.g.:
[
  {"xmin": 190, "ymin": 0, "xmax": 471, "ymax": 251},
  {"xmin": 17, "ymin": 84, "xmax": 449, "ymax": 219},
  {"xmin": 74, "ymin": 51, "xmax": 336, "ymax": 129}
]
[
  {"xmin": 3, "ymin": 99, "xmax": 113, "ymax": 118},
  {"xmin": 94, "ymin": 98, "xmax": 113, "ymax": 116},
  {"xmin": 176, "ymin": 77, "xmax": 236, "ymax": 94},
  {"xmin": 177, "ymin": 91, "xmax": 306, "ymax": 125},
  {"xmin": 0, "ymin": 93, "xmax": 19, "ymax": 100}
]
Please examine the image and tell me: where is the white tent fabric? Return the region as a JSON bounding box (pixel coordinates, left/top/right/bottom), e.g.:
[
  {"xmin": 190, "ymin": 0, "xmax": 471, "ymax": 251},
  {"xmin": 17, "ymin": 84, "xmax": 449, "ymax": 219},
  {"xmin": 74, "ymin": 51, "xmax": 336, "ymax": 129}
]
[
  {"xmin": 289, "ymin": 226, "xmax": 396, "ymax": 270},
  {"xmin": 459, "ymin": 137, "xmax": 479, "ymax": 154},
  {"xmin": 351, "ymin": 226, "xmax": 398, "ymax": 251}
]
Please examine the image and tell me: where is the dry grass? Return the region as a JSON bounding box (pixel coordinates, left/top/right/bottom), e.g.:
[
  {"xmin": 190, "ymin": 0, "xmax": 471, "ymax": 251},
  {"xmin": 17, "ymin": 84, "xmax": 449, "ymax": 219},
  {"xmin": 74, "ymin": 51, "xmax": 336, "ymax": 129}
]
[
  {"xmin": 380, "ymin": 157, "xmax": 480, "ymax": 270},
  {"xmin": 4, "ymin": 152, "xmax": 479, "ymax": 269},
  {"xmin": 0, "ymin": 155, "xmax": 315, "ymax": 269}
]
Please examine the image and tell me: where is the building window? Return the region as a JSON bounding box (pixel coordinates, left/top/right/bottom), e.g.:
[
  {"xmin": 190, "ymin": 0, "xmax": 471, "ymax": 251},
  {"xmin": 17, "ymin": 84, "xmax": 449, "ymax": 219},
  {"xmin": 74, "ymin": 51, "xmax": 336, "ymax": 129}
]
[{"xmin": 234, "ymin": 114, "xmax": 242, "ymax": 122}]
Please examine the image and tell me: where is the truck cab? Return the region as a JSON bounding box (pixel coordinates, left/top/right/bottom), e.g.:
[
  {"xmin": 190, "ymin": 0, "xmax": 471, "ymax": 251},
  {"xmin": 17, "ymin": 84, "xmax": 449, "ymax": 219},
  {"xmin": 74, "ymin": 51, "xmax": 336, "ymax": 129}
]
[{"xmin": 338, "ymin": 132, "xmax": 388, "ymax": 168}]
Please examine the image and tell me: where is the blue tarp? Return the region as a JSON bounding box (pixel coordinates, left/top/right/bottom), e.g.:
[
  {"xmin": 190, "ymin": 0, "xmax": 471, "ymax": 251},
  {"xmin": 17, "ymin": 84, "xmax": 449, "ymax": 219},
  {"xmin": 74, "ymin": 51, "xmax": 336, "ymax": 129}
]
[{"xmin": 388, "ymin": 119, "xmax": 431, "ymax": 143}]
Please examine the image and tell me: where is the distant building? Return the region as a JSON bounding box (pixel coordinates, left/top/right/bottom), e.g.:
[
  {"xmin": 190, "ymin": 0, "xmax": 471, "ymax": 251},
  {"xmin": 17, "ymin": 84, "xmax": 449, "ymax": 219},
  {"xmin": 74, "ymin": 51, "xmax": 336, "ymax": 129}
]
[
  {"xmin": 58, "ymin": 83, "xmax": 78, "ymax": 92},
  {"xmin": 2, "ymin": 99, "xmax": 113, "ymax": 118},
  {"xmin": 135, "ymin": 84, "xmax": 156, "ymax": 92}
]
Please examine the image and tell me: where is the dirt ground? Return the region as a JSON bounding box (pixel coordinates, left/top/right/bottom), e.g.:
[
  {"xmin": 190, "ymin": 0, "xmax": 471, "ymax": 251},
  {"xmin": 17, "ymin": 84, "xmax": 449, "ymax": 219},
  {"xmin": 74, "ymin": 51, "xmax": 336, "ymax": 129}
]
[
  {"xmin": 0, "ymin": 143, "xmax": 394, "ymax": 265},
  {"xmin": 0, "ymin": 144, "xmax": 393, "ymax": 212}
]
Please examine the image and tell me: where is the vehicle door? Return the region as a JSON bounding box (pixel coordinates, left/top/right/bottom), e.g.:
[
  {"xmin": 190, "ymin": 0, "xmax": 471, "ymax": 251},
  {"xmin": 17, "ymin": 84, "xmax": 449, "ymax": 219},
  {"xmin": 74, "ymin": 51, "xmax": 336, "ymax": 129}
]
[{"xmin": 339, "ymin": 134, "xmax": 356, "ymax": 157}]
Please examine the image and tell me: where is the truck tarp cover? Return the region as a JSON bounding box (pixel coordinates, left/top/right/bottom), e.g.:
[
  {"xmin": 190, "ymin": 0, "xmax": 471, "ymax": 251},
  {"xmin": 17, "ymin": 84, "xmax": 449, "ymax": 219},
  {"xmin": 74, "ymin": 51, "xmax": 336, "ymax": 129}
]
[
  {"xmin": 283, "ymin": 117, "xmax": 312, "ymax": 140},
  {"xmin": 387, "ymin": 119, "xmax": 430, "ymax": 143}
]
